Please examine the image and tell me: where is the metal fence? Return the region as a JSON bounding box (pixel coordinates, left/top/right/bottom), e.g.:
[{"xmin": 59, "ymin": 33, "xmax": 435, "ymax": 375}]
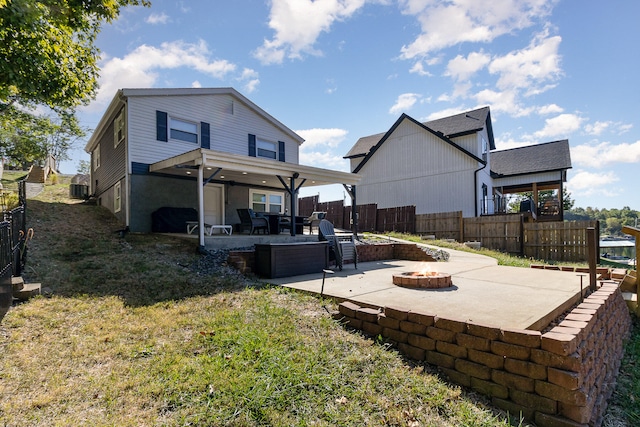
[{"xmin": 0, "ymin": 180, "xmax": 28, "ymax": 321}]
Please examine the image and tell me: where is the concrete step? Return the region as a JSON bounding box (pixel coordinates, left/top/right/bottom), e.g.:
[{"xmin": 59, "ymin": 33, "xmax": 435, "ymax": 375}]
[
  {"xmin": 13, "ymin": 282, "xmax": 41, "ymax": 301},
  {"xmin": 12, "ymin": 276, "xmax": 24, "ymax": 292},
  {"xmin": 623, "ymin": 292, "xmax": 638, "ymax": 313}
]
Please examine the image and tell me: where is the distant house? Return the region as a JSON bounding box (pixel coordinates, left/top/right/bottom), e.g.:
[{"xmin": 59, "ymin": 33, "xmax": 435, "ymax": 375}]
[
  {"xmin": 85, "ymin": 88, "xmax": 359, "ymax": 247},
  {"xmin": 345, "ymin": 107, "xmax": 571, "ymax": 220}
]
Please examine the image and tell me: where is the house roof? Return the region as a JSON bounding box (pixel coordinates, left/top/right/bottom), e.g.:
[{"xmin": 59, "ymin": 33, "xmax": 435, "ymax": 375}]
[
  {"xmin": 490, "ymin": 139, "xmax": 572, "ymax": 178},
  {"xmin": 351, "ymin": 113, "xmax": 484, "ymax": 174},
  {"xmin": 85, "ymin": 87, "xmax": 304, "ymax": 152},
  {"xmin": 345, "ymin": 106, "xmax": 494, "ymax": 159}
]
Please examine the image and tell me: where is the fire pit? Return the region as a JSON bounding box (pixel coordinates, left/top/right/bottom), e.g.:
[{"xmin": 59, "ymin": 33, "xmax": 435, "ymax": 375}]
[{"xmin": 392, "ymin": 271, "xmax": 452, "ymax": 289}]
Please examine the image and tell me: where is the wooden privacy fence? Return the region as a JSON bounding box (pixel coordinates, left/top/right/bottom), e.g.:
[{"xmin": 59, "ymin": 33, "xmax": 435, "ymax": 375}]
[
  {"xmin": 524, "ymin": 220, "xmax": 599, "ymax": 262},
  {"xmin": 416, "ymin": 211, "xmax": 464, "ymax": 241},
  {"xmin": 464, "ymin": 215, "xmax": 522, "ymax": 254}
]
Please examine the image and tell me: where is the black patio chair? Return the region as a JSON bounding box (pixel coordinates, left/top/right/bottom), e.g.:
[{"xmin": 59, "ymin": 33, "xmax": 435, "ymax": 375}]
[
  {"xmin": 318, "ymin": 219, "xmax": 357, "ymax": 271},
  {"xmin": 237, "ymin": 208, "xmax": 270, "ymax": 234}
]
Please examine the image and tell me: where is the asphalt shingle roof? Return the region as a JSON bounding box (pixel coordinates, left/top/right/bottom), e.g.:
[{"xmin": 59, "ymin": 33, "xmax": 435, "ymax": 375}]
[
  {"xmin": 490, "ymin": 139, "xmax": 572, "ymax": 177},
  {"xmin": 344, "ymin": 106, "xmax": 493, "ymax": 158}
]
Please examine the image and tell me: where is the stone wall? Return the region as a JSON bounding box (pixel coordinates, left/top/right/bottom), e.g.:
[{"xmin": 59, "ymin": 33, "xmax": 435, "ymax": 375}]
[{"xmin": 336, "ymin": 283, "xmax": 632, "ymax": 427}]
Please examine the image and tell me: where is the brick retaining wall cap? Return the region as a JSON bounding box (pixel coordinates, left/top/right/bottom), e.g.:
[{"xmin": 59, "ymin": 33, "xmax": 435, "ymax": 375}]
[
  {"xmin": 384, "ymin": 306, "xmax": 409, "ymax": 321},
  {"xmin": 500, "ymin": 328, "xmax": 542, "ymax": 348},
  {"xmin": 541, "ymin": 332, "xmax": 578, "ymax": 356},
  {"xmin": 434, "ymin": 317, "xmax": 467, "ymax": 333},
  {"xmin": 467, "ymin": 322, "xmax": 501, "ymax": 340},
  {"xmin": 407, "ymin": 311, "xmax": 435, "ymax": 326},
  {"xmin": 339, "ymin": 301, "xmax": 360, "ymax": 318},
  {"xmin": 356, "ymin": 307, "xmax": 381, "ymax": 323}
]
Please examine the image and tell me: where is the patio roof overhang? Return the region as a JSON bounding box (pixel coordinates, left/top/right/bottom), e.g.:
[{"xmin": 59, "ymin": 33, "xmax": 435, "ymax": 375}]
[{"xmin": 149, "ymin": 148, "xmax": 360, "ymax": 189}]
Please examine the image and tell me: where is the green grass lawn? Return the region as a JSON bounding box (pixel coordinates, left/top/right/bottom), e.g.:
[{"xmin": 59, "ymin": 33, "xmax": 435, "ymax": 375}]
[{"xmin": 0, "ymin": 180, "xmax": 636, "ymax": 426}]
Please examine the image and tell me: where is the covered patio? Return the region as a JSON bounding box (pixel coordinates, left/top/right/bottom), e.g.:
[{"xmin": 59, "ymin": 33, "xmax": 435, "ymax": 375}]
[{"xmin": 149, "ymin": 148, "xmax": 360, "ymax": 251}]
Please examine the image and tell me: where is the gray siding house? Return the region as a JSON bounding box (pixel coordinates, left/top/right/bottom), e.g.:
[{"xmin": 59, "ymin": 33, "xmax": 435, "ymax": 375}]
[
  {"xmin": 345, "ymin": 107, "xmax": 571, "ymax": 220},
  {"xmin": 85, "ymin": 88, "xmax": 359, "ymax": 247}
]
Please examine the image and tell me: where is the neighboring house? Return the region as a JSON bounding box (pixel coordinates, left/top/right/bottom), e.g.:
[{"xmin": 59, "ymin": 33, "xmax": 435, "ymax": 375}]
[
  {"xmin": 344, "ymin": 107, "xmax": 571, "ymax": 220},
  {"xmin": 85, "ymin": 88, "xmax": 359, "ymax": 247}
]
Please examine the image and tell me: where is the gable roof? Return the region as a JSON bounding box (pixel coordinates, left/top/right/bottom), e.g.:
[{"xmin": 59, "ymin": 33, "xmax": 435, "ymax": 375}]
[
  {"xmin": 490, "ymin": 139, "xmax": 572, "ymax": 178},
  {"xmin": 345, "ymin": 106, "xmax": 494, "ymax": 159},
  {"xmin": 85, "ymin": 87, "xmax": 304, "ymax": 152},
  {"xmin": 352, "ymin": 113, "xmax": 485, "ymax": 174}
]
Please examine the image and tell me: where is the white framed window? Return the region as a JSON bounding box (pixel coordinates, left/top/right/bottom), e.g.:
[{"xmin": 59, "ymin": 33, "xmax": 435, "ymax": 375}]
[
  {"xmin": 93, "ymin": 144, "xmax": 101, "ymax": 170},
  {"xmin": 250, "ymin": 190, "xmax": 284, "ymax": 213},
  {"xmin": 170, "ymin": 117, "xmax": 198, "ymax": 143},
  {"xmin": 114, "ymin": 108, "xmax": 125, "ymax": 147},
  {"xmin": 481, "ymin": 136, "xmax": 488, "ymax": 160},
  {"xmin": 114, "ymin": 181, "xmax": 122, "ymax": 213},
  {"xmin": 257, "ymin": 139, "xmax": 277, "ymax": 159}
]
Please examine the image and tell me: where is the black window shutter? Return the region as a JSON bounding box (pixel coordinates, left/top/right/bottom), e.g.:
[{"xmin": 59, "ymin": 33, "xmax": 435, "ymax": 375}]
[
  {"xmin": 156, "ymin": 111, "xmax": 168, "ymax": 142},
  {"xmin": 201, "ymin": 122, "xmax": 210, "ymax": 149},
  {"xmin": 248, "ymin": 134, "xmax": 256, "ymax": 157},
  {"xmin": 278, "ymin": 141, "xmax": 285, "ymax": 162}
]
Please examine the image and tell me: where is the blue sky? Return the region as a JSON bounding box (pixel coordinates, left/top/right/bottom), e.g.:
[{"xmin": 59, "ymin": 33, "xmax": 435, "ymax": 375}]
[{"xmin": 67, "ymin": 0, "xmax": 640, "ymax": 211}]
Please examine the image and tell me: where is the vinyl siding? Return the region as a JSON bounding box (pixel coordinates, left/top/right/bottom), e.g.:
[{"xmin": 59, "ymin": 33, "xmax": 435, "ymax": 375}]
[
  {"xmin": 493, "ymin": 171, "xmax": 564, "ymax": 188},
  {"xmin": 127, "ymin": 94, "xmax": 299, "ymax": 167},
  {"xmin": 356, "ymin": 120, "xmax": 480, "ymax": 217}
]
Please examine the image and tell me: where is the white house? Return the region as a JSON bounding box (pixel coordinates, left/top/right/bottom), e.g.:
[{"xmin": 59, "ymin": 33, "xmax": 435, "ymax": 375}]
[
  {"xmin": 85, "ymin": 88, "xmax": 360, "ymax": 248},
  {"xmin": 345, "ymin": 107, "xmax": 571, "ymax": 220}
]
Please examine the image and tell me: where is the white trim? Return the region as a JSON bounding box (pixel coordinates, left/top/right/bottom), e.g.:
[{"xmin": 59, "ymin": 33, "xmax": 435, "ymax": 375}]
[
  {"xmin": 250, "ymin": 189, "xmax": 285, "ymax": 214},
  {"xmin": 114, "ymin": 181, "xmax": 122, "ymax": 213}
]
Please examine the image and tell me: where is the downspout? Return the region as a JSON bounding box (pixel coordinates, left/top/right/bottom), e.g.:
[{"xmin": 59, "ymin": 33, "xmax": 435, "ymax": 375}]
[{"xmin": 473, "ymin": 161, "xmax": 488, "ymax": 217}]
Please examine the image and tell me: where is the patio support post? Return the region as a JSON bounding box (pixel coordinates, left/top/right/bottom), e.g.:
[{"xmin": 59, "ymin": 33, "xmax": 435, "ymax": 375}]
[
  {"xmin": 343, "ymin": 184, "xmax": 357, "ymax": 237},
  {"xmin": 197, "ymin": 163, "xmax": 206, "ymax": 253},
  {"xmin": 277, "ymin": 174, "xmax": 306, "ymax": 236}
]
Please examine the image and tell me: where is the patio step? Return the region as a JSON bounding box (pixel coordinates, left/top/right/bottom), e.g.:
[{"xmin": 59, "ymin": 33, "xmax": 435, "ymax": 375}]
[
  {"xmin": 622, "ymin": 292, "xmax": 638, "ymax": 314},
  {"xmin": 12, "ymin": 277, "xmax": 41, "ymax": 301}
]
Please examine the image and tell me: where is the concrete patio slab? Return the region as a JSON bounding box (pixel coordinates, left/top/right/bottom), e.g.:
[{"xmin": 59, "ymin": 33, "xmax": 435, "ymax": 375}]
[{"xmin": 264, "ymin": 246, "xmax": 587, "ymax": 330}]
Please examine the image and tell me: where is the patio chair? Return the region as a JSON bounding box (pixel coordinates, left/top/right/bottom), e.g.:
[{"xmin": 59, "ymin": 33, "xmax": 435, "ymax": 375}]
[
  {"xmin": 304, "ymin": 211, "xmax": 326, "ymax": 234},
  {"xmin": 318, "ymin": 219, "xmax": 357, "ymax": 271},
  {"xmin": 237, "ymin": 208, "xmax": 270, "ymax": 234}
]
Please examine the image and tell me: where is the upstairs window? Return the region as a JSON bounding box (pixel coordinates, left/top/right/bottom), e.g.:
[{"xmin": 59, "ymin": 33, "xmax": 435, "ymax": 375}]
[
  {"xmin": 170, "ymin": 118, "xmax": 198, "ymax": 143},
  {"xmin": 93, "ymin": 144, "xmax": 101, "ymax": 170},
  {"xmin": 257, "ymin": 139, "xmax": 277, "ymax": 159},
  {"xmin": 114, "ymin": 109, "xmax": 125, "ymax": 147}
]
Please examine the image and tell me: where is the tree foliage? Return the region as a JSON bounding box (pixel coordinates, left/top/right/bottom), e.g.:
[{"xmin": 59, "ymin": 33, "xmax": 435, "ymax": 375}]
[
  {"xmin": 566, "ymin": 206, "xmax": 639, "ymax": 236},
  {"xmin": 0, "ymin": 0, "xmax": 149, "ymax": 112},
  {"xmin": 0, "ymin": 107, "xmax": 85, "ymax": 168},
  {"xmin": 506, "ymin": 188, "xmax": 574, "ymax": 213}
]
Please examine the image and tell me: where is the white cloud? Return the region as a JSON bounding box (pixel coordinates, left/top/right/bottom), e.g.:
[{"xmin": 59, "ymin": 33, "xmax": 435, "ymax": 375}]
[
  {"xmin": 146, "ymin": 12, "xmax": 170, "ymax": 24},
  {"xmin": 445, "ymin": 51, "xmax": 491, "ymax": 81},
  {"xmin": 584, "ymin": 121, "xmax": 610, "ymax": 136},
  {"xmin": 533, "ymin": 113, "xmax": 584, "ymax": 138},
  {"xmin": 399, "ymin": 0, "xmax": 556, "ymax": 59},
  {"xmin": 299, "ymin": 151, "xmax": 350, "ymax": 171},
  {"xmin": 297, "ymin": 128, "xmax": 349, "ymax": 149},
  {"xmin": 571, "ymin": 140, "xmax": 640, "ymax": 168},
  {"xmin": 537, "ymin": 104, "xmax": 563, "ymax": 115},
  {"xmin": 567, "ymin": 169, "xmax": 620, "ymax": 197},
  {"xmin": 237, "ymin": 68, "xmax": 260, "ymax": 93},
  {"xmin": 494, "ymin": 137, "xmax": 536, "ymax": 151},
  {"xmin": 389, "ymin": 93, "xmax": 421, "ymax": 115},
  {"xmin": 88, "ymin": 40, "xmax": 237, "ymax": 111},
  {"xmin": 254, "ymin": 0, "xmax": 366, "ymax": 65},
  {"xmin": 488, "ymin": 30, "xmax": 562, "ymax": 92},
  {"xmin": 191, "ymin": 80, "xmax": 202, "ymax": 88},
  {"xmin": 409, "ymin": 61, "xmax": 432, "ymax": 76}
]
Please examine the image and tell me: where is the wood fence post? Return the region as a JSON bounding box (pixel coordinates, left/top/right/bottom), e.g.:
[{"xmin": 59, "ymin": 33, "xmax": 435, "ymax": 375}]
[{"xmin": 587, "ymin": 227, "xmax": 597, "ymax": 292}]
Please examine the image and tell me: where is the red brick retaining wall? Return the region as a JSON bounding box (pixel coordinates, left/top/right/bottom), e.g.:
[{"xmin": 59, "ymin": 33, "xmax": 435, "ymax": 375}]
[{"xmin": 336, "ymin": 283, "xmax": 632, "ymax": 427}]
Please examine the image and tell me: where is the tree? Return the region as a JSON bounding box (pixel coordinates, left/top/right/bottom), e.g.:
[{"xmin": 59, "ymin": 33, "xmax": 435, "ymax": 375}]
[
  {"xmin": 0, "ymin": 107, "xmax": 85, "ymax": 168},
  {"xmin": 0, "ymin": 0, "xmax": 149, "ymax": 113}
]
